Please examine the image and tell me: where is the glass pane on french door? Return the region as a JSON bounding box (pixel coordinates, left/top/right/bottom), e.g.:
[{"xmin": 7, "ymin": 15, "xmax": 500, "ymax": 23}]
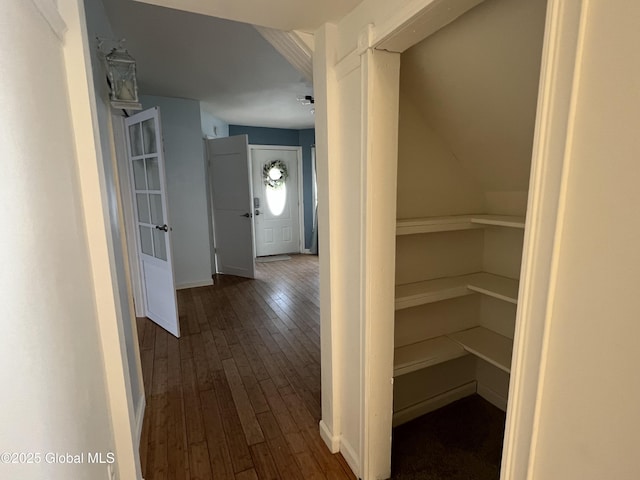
[
  {"xmin": 129, "ymin": 123, "xmax": 143, "ymax": 156},
  {"xmin": 152, "ymin": 228, "xmax": 167, "ymax": 260},
  {"xmin": 132, "ymin": 123, "xmax": 168, "ymax": 261}
]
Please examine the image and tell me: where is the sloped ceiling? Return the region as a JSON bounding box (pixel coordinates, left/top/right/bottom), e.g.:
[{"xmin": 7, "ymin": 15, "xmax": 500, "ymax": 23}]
[
  {"xmin": 133, "ymin": 0, "xmax": 364, "ymax": 32},
  {"xmin": 400, "ymin": 0, "xmax": 548, "ymax": 193},
  {"xmin": 102, "ymin": 0, "xmax": 316, "ymax": 128}
]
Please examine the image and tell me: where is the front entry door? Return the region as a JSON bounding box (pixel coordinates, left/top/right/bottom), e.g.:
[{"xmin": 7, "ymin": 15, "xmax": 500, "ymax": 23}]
[
  {"xmin": 251, "ymin": 146, "xmax": 302, "ymax": 257},
  {"xmin": 125, "ymin": 107, "xmax": 180, "ymax": 337}
]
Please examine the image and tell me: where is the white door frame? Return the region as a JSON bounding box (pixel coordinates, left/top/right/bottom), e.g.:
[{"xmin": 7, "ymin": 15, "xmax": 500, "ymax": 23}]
[{"xmin": 249, "ymin": 144, "xmax": 305, "ymax": 255}]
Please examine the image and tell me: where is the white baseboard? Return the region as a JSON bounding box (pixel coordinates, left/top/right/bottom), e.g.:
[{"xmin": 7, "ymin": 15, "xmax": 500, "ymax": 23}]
[
  {"xmin": 319, "ymin": 420, "xmax": 339, "ymax": 453},
  {"xmin": 477, "ymin": 383, "xmax": 508, "ymax": 411},
  {"xmin": 135, "ymin": 394, "xmax": 146, "ymax": 447},
  {"xmin": 302, "ymin": 249, "xmax": 312, "ymax": 254},
  {"xmin": 176, "ymin": 279, "xmax": 214, "ymax": 290},
  {"xmin": 340, "ymin": 437, "xmax": 360, "ymax": 479},
  {"xmin": 393, "ymin": 382, "xmax": 477, "ymax": 427}
]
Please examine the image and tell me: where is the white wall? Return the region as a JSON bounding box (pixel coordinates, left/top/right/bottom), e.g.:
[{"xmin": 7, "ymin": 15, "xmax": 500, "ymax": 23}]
[
  {"xmin": 141, "ymin": 95, "xmax": 213, "ymax": 289},
  {"xmin": 396, "ymin": 92, "xmax": 485, "ymax": 218},
  {"xmin": 530, "ymin": 1, "xmax": 640, "ymax": 477},
  {"xmin": 400, "ymin": 0, "xmax": 547, "ymax": 196},
  {"xmin": 0, "ymin": 1, "xmax": 115, "ymax": 478}
]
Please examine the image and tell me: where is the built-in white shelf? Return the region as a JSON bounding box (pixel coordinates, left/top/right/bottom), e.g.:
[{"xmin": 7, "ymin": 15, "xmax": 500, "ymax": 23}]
[
  {"xmin": 470, "ymin": 215, "xmax": 525, "ymax": 229},
  {"xmin": 396, "ymin": 214, "xmax": 525, "ymax": 235},
  {"xmin": 394, "ymin": 337, "xmax": 467, "ymax": 376},
  {"xmin": 466, "ymin": 272, "xmax": 519, "ymax": 305},
  {"xmin": 395, "ymin": 275, "xmax": 474, "ymax": 310},
  {"xmin": 396, "ymin": 216, "xmax": 483, "ymax": 235},
  {"xmin": 395, "ymin": 272, "xmax": 519, "ymax": 310},
  {"xmin": 393, "ymin": 326, "xmax": 513, "ymax": 377},
  {"xmin": 449, "ymin": 326, "xmax": 513, "ymax": 373}
]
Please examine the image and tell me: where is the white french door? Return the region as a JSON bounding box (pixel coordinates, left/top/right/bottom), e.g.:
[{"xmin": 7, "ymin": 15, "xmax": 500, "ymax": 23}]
[
  {"xmin": 125, "ymin": 107, "xmax": 180, "ymax": 337},
  {"xmin": 251, "ymin": 146, "xmax": 302, "ymax": 257}
]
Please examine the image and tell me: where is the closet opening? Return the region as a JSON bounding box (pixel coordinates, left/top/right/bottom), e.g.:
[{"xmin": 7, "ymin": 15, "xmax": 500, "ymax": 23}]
[{"xmin": 389, "ymin": 0, "xmax": 548, "ymax": 477}]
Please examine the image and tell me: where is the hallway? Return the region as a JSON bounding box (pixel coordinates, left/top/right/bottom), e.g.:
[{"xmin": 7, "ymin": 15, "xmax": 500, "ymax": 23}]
[{"xmin": 137, "ymin": 255, "xmax": 354, "ymax": 479}]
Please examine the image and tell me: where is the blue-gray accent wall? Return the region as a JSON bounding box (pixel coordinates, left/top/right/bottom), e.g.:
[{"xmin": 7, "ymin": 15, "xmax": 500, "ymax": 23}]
[{"xmin": 229, "ymin": 125, "xmax": 316, "ymax": 249}]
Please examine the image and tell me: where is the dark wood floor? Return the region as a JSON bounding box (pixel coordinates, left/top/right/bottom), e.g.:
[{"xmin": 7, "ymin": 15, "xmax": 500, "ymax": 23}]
[{"xmin": 137, "ymin": 255, "xmax": 355, "ymax": 480}]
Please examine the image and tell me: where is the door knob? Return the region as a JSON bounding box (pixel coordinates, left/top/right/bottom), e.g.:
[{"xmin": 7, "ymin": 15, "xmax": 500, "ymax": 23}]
[
  {"xmin": 155, "ymin": 224, "xmax": 169, "ymax": 232},
  {"xmin": 241, "ymin": 212, "xmax": 253, "ymax": 218},
  {"xmin": 255, "ymin": 209, "xmax": 261, "ymax": 216}
]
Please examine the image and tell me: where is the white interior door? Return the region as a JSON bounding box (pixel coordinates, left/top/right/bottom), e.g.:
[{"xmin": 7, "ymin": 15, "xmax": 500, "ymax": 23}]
[
  {"xmin": 125, "ymin": 107, "xmax": 180, "ymax": 337},
  {"xmin": 207, "ymin": 135, "xmax": 256, "ymax": 278},
  {"xmin": 251, "ymin": 146, "xmax": 302, "ymax": 257}
]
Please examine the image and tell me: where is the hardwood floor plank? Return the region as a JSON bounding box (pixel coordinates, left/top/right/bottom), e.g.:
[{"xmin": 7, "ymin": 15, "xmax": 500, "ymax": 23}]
[
  {"xmin": 190, "ymin": 334, "xmax": 214, "ymax": 390},
  {"xmin": 259, "ymin": 379, "xmax": 298, "ymax": 436},
  {"xmin": 179, "ymin": 335, "xmax": 193, "ymax": 361},
  {"xmin": 189, "ymin": 441, "xmax": 212, "ymax": 480},
  {"xmin": 271, "ymin": 352, "xmax": 321, "ymax": 422},
  {"xmin": 139, "ymin": 408, "xmax": 151, "ymax": 476},
  {"xmin": 201, "ymin": 329, "xmax": 224, "ymax": 372},
  {"xmin": 141, "ymin": 346, "xmax": 155, "ymax": 398},
  {"xmin": 222, "ymin": 358, "xmax": 265, "ymax": 446},
  {"xmin": 254, "ymin": 326, "xmax": 282, "ymax": 355},
  {"xmin": 167, "ymin": 336, "xmax": 189, "ymax": 480},
  {"xmin": 249, "ymin": 442, "xmax": 279, "ymax": 480},
  {"xmin": 199, "ymin": 388, "xmax": 234, "ymax": 479},
  {"xmin": 255, "ymin": 344, "xmax": 289, "ymax": 389},
  {"xmin": 235, "ymin": 331, "xmax": 271, "ymax": 382},
  {"xmin": 211, "ymin": 327, "xmax": 233, "ymax": 360},
  {"xmin": 229, "ymin": 343, "xmax": 270, "ymax": 414},
  {"xmin": 212, "ymin": 369, "xmax": 255, "ymax": 473},
  {"xmin": 235, "ymin": 469, "xmax": 259, "ymax": 480},
  {"xmin": 257, "ymin": 412, "xmax": 304, "ymax": 480},
  {"xmin": 182, "ymin": 290, "xmax": 201, "ymax": 336},
  {"xmin": 141, "ymin": 317, "xmax": 156, "ymax": 351},
  {"xmin": 281, "ymin": 392, "xmax": 316, "ymax": 431},
  {"xmin": 293, "ymin": 451, "xmax": 326, "ymax": 480},
  {"xmin": 148, "ymin": 357, "xmax": 168, "ymax": 479},
  {"xmin": 137, "ymin": 317, "xmax": 147, "ymax": 347},
  {"xmin": 284, "ymin": 432, "xmax": 306, "ymax": 455},
  {"xmin": 180, "ymin": 354, "xmax": 206, "ymax": 445}
]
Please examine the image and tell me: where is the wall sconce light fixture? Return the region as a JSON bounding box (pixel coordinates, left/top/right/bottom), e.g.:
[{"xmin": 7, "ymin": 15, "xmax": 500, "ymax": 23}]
[{"xmin": 102, "ymin": 40, "xmax": 142, "ymax": 110}]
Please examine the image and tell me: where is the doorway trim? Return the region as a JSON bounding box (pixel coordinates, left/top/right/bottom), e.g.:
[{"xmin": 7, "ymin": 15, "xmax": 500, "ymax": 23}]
[{"xmin": 249, "ymin": 144, "xmax": 305, "ymax": 256}]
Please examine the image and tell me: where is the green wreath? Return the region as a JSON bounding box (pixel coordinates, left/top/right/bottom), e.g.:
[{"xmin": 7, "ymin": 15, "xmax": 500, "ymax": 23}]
[{"xmin": 263, "ymin": 160, "xmax": 289, "ymax": 188}]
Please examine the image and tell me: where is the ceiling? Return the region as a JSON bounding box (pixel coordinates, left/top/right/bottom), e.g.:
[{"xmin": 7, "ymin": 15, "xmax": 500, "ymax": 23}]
[
  {"xmin": 102, "ymin": 0, "xmax": 322, "ymax": 129},
  {"xmin": 133, "ymin": 0, "xmax": 363, "ymax": 32}
]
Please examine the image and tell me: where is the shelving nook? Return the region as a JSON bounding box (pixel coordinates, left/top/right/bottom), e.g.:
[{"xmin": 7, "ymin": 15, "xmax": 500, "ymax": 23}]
[{"xmin": 389, "ymin": 0, "xmax": 547, "ymax": 431}]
